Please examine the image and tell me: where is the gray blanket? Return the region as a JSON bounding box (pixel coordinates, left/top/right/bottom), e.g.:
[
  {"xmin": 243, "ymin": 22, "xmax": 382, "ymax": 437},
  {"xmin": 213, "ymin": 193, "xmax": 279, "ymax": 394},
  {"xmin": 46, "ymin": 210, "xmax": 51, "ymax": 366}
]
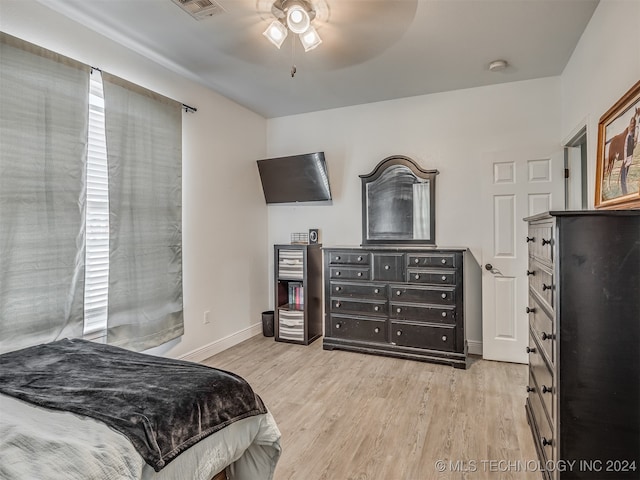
[{"xmin": 0, "ymin": 338, "xmax": 267, "ymax": 472}]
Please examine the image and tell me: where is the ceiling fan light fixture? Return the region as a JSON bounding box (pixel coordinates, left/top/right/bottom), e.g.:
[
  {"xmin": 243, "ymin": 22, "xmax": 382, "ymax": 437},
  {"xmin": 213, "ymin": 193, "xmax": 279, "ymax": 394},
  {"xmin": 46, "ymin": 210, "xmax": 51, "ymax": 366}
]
[
  {"xmin": 299, "ymin": 25, "xmax": 322, "ymax": 52},
  {"xmin": 263, "ymin": 20, "xmax": 288, "ymax": 48},
  {"xmin": 286, "ymin": 5, "xmax": 310, "ymax": 34}
]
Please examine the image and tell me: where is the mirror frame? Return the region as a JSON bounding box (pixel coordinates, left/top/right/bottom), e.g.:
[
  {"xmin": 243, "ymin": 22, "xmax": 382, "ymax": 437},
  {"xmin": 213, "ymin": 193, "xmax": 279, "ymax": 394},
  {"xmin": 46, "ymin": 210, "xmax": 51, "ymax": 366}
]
[{"xmin": 360, "ymin": 155, "xmax": 439, "ymax": 245}]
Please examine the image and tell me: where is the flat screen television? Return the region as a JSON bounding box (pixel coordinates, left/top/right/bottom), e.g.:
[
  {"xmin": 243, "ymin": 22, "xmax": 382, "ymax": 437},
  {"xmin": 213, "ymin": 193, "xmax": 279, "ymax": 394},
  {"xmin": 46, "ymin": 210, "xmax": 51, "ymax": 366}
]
[{"xmin": 257, "ymin": 152, "xmax": 332, "ymax": 204}]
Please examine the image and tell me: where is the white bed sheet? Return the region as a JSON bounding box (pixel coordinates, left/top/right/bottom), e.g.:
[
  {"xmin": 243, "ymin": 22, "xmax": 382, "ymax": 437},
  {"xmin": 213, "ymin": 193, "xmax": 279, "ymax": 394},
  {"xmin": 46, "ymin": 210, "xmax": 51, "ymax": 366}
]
[{"xmin": 0, "ymin": 393, "xmax": 281, "ymax": 480}]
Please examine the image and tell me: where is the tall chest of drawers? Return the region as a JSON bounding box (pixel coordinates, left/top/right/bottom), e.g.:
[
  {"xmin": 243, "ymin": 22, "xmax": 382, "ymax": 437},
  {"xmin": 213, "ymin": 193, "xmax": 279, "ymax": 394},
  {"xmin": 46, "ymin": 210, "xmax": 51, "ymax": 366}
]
[
  {"xmin": 524, "ymin": 211, "xmax": 640, "ymax": 479},
  {"xmin": 322, "ymin": 247, "xmax": 480, "ymax": 369}
]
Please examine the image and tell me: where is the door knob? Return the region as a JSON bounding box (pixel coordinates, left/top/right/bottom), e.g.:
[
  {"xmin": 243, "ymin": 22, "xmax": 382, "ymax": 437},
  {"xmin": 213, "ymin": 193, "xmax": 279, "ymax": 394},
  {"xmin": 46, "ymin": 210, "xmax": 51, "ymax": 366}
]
[{"xmin": 485, "ymin": 263, "xmax": 493, "ymax": 271}]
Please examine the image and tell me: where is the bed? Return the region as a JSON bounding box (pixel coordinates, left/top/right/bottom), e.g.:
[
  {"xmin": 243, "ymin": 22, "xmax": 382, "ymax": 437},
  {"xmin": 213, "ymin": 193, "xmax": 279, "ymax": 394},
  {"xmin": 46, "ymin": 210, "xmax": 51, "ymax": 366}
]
[{"xmin": 0, "ymin": 338, "xmax": 281, "ymax": 480}]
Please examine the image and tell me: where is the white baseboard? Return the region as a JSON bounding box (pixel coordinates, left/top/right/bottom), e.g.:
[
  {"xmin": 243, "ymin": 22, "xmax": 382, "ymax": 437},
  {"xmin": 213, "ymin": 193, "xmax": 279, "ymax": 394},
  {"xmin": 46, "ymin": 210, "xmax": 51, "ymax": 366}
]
[
  {"xmin": 468, "ymin": 339, "xmax": 483, "ymax": 356},
  {"xmin": 179, "ymin": 323, "xmax": 263, "ymax": 363},
  {"xmin": 180, "ymin": 326, "xmax": 483, "ymax": 362}
]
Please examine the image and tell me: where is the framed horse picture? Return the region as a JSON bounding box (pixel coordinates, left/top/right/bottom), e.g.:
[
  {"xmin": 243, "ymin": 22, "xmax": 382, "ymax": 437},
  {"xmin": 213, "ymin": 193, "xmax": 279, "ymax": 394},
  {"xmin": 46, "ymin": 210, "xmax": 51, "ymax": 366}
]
[{"xmin": 595, "ymin": 80, "xmax": 640, "ymax": 209}]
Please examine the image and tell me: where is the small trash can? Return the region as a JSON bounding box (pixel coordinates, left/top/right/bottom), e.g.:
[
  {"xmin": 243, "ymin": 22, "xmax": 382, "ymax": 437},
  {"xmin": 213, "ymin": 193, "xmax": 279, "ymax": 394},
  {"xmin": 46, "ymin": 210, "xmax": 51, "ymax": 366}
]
[{"xmin": 261, "ymin": 310, "xmax": 275, "ymax": 337}]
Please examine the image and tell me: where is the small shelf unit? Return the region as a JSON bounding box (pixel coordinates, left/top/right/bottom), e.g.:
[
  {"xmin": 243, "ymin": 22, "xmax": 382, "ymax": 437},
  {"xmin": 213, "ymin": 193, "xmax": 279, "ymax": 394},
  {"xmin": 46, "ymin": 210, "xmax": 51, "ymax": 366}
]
[{"xmin": 274, "ymin": 244, "xmax": 322, "ymax": 345}]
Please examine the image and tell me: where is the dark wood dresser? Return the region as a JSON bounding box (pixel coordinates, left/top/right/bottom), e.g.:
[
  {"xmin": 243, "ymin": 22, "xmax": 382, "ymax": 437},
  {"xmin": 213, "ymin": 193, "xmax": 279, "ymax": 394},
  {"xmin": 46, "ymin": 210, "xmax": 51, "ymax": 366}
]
[
  {"xmin": 524, "ymin": 211, "xmax": 639, "ymax": 479},
  {"xmin": 322, "ymin": 246, "xmax": 480, "ymax": 369}
]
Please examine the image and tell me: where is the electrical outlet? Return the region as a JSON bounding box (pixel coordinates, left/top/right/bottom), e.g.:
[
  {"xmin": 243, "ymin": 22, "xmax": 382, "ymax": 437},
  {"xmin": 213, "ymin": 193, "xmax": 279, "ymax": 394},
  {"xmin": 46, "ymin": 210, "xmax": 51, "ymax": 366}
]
[{"xmin": 203, "ymin": 310, "xmax": 211, "ymax": 325}]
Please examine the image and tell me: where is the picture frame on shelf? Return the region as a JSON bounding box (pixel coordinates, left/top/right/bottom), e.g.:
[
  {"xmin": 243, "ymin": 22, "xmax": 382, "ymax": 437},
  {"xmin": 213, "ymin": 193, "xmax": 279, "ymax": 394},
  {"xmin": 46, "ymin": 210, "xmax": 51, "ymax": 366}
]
[{"xmin": 595, "ymin": 80, "xmax": 640, "ymax": 209}]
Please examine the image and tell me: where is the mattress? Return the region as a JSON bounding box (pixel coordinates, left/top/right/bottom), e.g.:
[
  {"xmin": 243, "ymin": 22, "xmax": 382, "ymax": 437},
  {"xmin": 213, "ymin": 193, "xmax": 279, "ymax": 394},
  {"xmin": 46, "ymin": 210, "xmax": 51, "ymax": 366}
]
[{"xmin": 0, "ymin": 393, "xmax": 281, "ymax": 480}]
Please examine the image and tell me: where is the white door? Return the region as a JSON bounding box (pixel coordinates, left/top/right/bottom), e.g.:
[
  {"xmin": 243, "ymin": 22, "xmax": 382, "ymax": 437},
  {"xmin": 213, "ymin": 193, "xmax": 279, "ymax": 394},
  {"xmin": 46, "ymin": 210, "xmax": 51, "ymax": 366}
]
[{"xmin": 481, "ymin": 147, "xmax": 563, "ymax": 363}]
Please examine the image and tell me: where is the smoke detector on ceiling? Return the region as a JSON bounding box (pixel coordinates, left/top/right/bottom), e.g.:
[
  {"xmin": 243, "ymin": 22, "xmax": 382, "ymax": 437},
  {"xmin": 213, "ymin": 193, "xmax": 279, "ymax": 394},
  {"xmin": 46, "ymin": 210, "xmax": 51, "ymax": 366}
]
[{"xmin": 171, "ymin": 0, "xmax": 225, "ymax": 20}]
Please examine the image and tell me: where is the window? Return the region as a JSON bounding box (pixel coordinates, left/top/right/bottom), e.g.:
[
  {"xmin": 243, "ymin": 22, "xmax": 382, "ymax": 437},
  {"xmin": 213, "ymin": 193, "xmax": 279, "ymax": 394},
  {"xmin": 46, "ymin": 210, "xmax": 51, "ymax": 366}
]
[
  {"xmin": 1, "ymin": 34, "xmax": 184, "ymax": 353},
  {"xmin": 84, "ymin": 70, "xmax": 109, "ymax": 336}
]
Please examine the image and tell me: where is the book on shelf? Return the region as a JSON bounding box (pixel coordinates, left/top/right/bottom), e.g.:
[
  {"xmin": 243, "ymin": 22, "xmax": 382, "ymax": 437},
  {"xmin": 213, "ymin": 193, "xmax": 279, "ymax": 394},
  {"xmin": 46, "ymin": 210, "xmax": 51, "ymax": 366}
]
[{"xmin": 287, "ymin": 282, "xmax": 304, "ymax": 308}]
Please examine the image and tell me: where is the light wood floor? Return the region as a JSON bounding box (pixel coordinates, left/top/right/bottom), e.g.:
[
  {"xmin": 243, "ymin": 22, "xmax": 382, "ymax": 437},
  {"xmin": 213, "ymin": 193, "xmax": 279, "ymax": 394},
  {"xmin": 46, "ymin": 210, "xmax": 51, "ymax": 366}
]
[{"xmin": 203, "ymin": 336, "xmax": 540, "ymax": 480}]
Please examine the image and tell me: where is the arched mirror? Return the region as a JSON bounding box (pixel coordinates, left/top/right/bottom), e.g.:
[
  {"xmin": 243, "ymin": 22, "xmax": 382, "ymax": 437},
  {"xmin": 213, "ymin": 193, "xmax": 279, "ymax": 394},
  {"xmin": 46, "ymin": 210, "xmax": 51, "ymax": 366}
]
[{"xmin": 360, "ymin": 155, "xmax": 438, "ymax": 245}]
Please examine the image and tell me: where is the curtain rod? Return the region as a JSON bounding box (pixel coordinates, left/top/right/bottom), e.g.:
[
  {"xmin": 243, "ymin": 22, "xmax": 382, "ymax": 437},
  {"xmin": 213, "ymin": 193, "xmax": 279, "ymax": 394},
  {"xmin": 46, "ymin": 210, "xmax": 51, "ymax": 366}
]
[{"xmin": 91, "ymin": 66, "xmax": 197, "ymax": 114}]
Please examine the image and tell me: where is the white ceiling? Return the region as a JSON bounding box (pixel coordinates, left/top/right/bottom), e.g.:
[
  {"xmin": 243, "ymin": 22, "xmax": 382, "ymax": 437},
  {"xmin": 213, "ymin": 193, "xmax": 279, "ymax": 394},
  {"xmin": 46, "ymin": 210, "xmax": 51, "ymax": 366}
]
[{"xmin": 37, "ymin": 0, "xmax": 599, "ymax": 118}]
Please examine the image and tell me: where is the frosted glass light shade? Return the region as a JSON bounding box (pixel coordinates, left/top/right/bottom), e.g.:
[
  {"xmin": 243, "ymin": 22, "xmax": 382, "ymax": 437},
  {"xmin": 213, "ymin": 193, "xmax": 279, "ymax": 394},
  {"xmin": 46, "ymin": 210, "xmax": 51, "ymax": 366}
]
[
  {"xmin": 287, "ymin": 5, "xmax": 310, "ymax": 34},
  {"xmin": 263, "ymin": 20, "xmax": 288, "ymax": 48},
  {"xmin": 299, "ymin": 26, "xmax": 322, "ymax": 52}
]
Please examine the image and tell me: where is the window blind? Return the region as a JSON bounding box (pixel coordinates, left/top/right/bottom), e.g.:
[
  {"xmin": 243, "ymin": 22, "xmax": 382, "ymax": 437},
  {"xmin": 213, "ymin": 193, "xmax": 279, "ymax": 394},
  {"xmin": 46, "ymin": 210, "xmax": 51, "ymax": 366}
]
[{"xmin": 84, "ymin": 70, "xmax": 110, "ymax": 336}]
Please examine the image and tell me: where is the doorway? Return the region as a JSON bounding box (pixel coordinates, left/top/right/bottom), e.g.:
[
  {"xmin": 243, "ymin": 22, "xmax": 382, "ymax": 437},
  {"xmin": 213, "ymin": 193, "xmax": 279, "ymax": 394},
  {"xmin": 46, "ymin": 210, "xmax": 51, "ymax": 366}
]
[{"xmin": 564, "ymin": 126, "xmax": 588, "ymax": 210}]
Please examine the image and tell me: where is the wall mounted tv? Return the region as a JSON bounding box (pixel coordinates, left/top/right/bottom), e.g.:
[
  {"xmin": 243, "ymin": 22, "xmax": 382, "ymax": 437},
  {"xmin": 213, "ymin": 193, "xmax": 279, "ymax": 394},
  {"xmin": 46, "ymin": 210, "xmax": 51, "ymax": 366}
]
[{"xmin": 257, "ymin": 152, "xmax": 332, "ymax": 204}]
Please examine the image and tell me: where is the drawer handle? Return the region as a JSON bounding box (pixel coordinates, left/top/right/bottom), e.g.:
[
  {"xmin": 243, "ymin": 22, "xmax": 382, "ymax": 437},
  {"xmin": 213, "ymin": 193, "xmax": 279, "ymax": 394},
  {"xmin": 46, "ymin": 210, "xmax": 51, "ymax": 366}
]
[
  {"xmin": 396, "ymin": 330, "xmax": 402, "ymax": 336},
  {"xmin": 384, "ymin": 265, "xmax": 390, "ymax": 270},
  {"xmin": 441, "ymin": 259, "xmax": 447, "ymax": 264},
  {"xmin": 396, "ymin": 290, "xmax": 402, "ymax": 296},
  {"xmin": 357, "ymin": 272, "xmax": 363, "ymax": 277},
  {"xmin": 526, "ymin": 270, "xmax": 535, "ymax": 276},
  {"xmin": 335, "ymin": 323, "xmax": 341, "ymax": 329},
  {"xmin": 441, "ymin": 293, "xmax": 447, "ymax": 299},
  {"xmin": 396, "ymin": 308, "xmax": 402, "ymax": 313},
  {"xmin": 335, "ymin": 302, "xmax": 341, "ymax": 308},
  {"xmin": 541, "ymin": 437, "xmax": 552, "ymax": 447},
  {"xmin": 374, "ymin": 306, "xmax": 380, "ymax": 312},
  {"xmin": 441, "ymin": 335, "xmax": 447, "ymax": 342},
  {"xmin": 335, "ymin": 256, "xmax": 341, "ymax": 261},
  {"xmin": 526, "ymin": 346, "xmax": 536, "ymax": 354},
  {"xmin": 374, "ymin": 288, "xmax": 380, "ymax": 294},
  {"xmin": 441, "ymin": 275, "xmax": 447, "ymax": 281},
  {"xmin": 357, "ymin": 256, "xmax": 363, "ymax": 261},
  {"xmin": 441, "ymin": 312, "xmax": 447, "ymax": 317},
  {"xmin": 526, "ymin": 385, "xmax": 535, "ymax": 393},
  {"xmin": 415, "ymin": 274, "xmax": 420, "ymax": 280},
  {"xmin": 541, "ymin": 332, "xmax": 555, "ymax": 341},
  {"xmin": 526, "ymin": 306, "xmax": 536, "ymax": 314},
  {"xmin": 542, "ymin": 283, "xmax": 553, "ymax": 291},
  {"xmin": 336, "ymin": 271, "xmax": 341, "ymax": 276},
  {"xmin": 542, "ymin": 238, "xmax": 552, "ymax": 246},
  {"xmin": 414, "ymin": 258, "xmax": 419, "ymax": 264},
  {"xmin": 374, "ymin": 327, "xmax": 380, "ymax": 333},
  {"xmin": 541, "ymin": 385, "xmax": 552, "ymax": 394},
  {"xmin": 335, "ymin": 286, "xmax": 342, "ymax": 292},
  {"xmin": 526, "ymin": 236, "xmax": 535, "ymax": 243}
]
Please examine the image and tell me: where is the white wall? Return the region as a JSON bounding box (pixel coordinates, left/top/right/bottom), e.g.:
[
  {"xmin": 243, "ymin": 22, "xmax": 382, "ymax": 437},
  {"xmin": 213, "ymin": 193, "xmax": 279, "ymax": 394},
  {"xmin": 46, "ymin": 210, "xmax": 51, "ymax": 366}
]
[
  {"xmin": 266, "ymin": 77, "xmax": 562, "ymax": 346},
  {"xmin": 1, "ymin": 2, "xmax": 269, "ymax": 360},
  {"xmin": 264, "ymin": 0, "xmax": 640, "ymax": 353},
  {"xmin": 560, "ymin": 0, "xmax": 640, "ymax": 206},
  {"xmin": 3, "ymin": 0, "xmax": 636, "ymax": 360}
]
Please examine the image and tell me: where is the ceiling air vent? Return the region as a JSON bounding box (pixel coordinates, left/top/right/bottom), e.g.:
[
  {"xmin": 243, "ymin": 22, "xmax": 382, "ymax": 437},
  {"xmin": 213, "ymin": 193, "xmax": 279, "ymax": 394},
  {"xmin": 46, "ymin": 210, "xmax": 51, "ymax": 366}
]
[{"xmin": 171, "ymin": 0, "xmax": 225, "ymax": 20}]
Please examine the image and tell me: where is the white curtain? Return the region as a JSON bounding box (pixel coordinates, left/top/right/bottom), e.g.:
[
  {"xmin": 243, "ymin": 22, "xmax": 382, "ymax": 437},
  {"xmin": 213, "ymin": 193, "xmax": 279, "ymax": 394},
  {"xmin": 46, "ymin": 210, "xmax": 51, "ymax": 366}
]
[
  {"xmin": 0, "ymin": 33, "xmax": 89, "ymax": 353},
  {"xmin": 102, "ymin": 73, "xmax": 183, "ymax": 351}
]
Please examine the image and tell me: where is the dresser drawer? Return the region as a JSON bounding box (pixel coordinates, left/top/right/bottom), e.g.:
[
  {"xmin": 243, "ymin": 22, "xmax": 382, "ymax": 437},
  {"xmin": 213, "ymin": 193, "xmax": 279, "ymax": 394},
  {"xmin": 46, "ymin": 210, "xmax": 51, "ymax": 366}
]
[
  {"xmin": 330, "ymin": 281, "xmax": 386, "ymax": 299},
  {"xmin": 390, "ymin": 302, "xmax": 456, "ymax": 324},
  {"xmin": 407, "ymin": 253, "xmax": 457, "ymax": 268},
  {"xmin": 529, "ymin": 334, "xmax": 554, "ymax": 425},
  {"xmin": 527, "ymin": 223, "xmax": 554, "ymax": 265},
  {"xmin": 528, "ymin": 259, "xmax": 554, "ymax": 310},
  {"xmin": 528, "ymin": 296, "xmax": 554, "ymax": 365},
  {"xmin": 331, "ymin": 298, "xmax": 387, "ymax": 317},
  {"xmin": 391, "ymin": 321, "xmax": 456, "ymax": 351},
  {"xmin": 331, "ymin": 315, "xmax": 386, "ymax": 343},
  {"xmin": 373, "ymin": 254, "xmax": 404, "ymax": 282},
  {"xmin": 528, "ymin": 369, "xmax": 554, "ymax": 464},
  {"xmin": 328, "ymin": 251, "xmax": 370, "ymax": 265},
  {"xmin": 329, "ymin": 266, "xmax": 370, "ymax": 280},
  {"xmin": 406, "ymin": 268, "xmax": 456, "ymax": 285},
  {"xmin": 389, "ymin": 284, "xmax": 456, "ymax": 305}
]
